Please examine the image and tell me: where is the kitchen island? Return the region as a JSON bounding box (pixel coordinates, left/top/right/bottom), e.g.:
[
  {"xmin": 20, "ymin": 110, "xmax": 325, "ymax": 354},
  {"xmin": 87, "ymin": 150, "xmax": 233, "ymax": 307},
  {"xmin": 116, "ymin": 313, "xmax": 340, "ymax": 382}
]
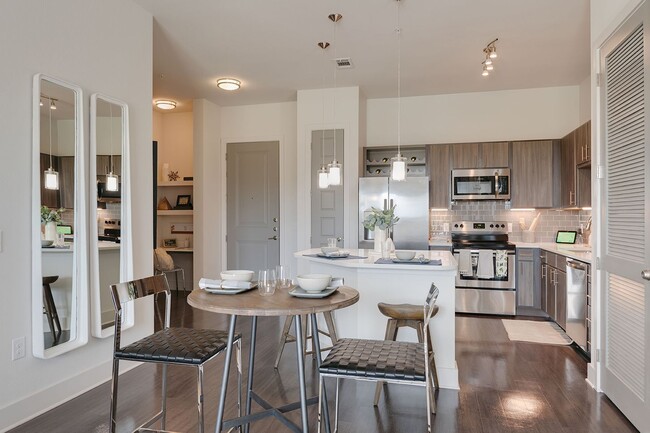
[{"xmin": 295, "ymin": 248, "xmax": 459, "ymax": 389}]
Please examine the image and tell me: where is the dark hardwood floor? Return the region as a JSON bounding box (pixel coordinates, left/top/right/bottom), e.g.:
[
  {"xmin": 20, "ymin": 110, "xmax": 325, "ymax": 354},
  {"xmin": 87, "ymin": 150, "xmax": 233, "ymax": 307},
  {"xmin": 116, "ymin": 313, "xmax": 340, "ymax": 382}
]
[{"xmin": 10, "ymin": 293, "xmax": 638, "ymax": 433}]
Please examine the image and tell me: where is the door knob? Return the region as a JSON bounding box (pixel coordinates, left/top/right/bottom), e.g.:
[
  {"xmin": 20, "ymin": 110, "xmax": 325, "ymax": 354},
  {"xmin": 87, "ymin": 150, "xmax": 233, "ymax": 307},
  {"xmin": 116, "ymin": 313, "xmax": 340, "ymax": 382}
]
[
  {"xmin": 273, "ymin": 227, "xmax": 278, "ymax": 232},
  {"xmin": 642, "ymin": 270, "xmax": 650, "ymax": 281},
  {"xmin": 273, "ymin": 217, "xmax": 278, "ymax": 222},
  {"xmin": 337, "ymin": 237, "xmax": 342, "ymax": 241},
  {"xmin": 268, "ymin": 235, "xmax": 278, "ymax": 241}
]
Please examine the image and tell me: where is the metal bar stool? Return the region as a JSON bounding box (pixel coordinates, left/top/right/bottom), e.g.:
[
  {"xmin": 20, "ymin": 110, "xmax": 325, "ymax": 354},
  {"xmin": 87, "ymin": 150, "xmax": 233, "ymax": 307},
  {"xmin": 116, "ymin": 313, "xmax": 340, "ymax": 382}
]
[
  {"xmin": 109, "ymin": 275, "xmax": 242, "ymax": 433},
  {"xmin": 42, "ymin": 275, "xmax": 62, "ymax": 343},
  {"xmin": 373, "ymin": 299, "xmax": 440, "ymax": 409},
  {"xmin": 273, "ymin": 311, "xmax": 338, "ymax": 368}
]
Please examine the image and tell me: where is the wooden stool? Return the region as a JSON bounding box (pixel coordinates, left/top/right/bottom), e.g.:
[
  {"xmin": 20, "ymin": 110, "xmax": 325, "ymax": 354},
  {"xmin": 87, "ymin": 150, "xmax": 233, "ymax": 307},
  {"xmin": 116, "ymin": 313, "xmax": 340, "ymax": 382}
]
[
  {"xmin": 42, "ymin": 275, "xmax": 62, "ymax": 343},
  {"xmin": 274, "ymin": 312, "xmax": 338, "ymax": 368},
  {"xmin": 373, "ymin": 302, "xmax": 440, "ymax": 406}
]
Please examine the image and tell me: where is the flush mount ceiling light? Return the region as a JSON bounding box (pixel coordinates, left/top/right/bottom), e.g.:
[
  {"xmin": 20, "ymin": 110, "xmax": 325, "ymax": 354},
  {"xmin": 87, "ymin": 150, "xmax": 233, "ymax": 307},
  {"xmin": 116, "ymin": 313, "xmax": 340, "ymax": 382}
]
[
  {"xmin": 217, "ymin": 78, "xmax": 241, "ymax": 91},
  {"xmin": 480, "ymin": 38, "xmax": 499, "ymax": 77},
  {"xmin": 155, "ymin": 100, "xmax": 177, "ymax": 110}
]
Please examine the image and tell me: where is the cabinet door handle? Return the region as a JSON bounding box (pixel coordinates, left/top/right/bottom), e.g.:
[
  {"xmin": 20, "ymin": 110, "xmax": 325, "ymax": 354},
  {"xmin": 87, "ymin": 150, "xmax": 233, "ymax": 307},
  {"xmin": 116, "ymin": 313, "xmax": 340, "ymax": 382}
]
[{"xmin": 569, "ymin": 191, "xmax": 575, "ymax": 206}]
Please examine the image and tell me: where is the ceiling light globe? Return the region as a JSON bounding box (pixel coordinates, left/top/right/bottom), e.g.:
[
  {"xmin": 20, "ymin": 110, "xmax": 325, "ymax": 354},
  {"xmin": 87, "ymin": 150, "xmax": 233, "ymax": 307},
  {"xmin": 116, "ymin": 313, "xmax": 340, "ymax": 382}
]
[
  {"xmin": 44, "ymin": 168, "xmax": 59, "ymax": 190},
  {"xmin": 155, "ymin": 100, "xmax": 177, "ymax": 110},
  {"xmin": 327, "ymin": 161, "xmax": 342, "ymax": 186},
  {"xmin": 318, "ymin": 167, "xmax": 330, "ymax": 189},
  {"xmin": 490, "ymin": 48, "xmax": 498, "ymax": 59},
  {"xmin": 482, "ymin": 69, "xmax": 489, "ymax": 77},
  {"xmin": 485, "ymin": 57, "xmax": 492, "ymax": 66},
  {"xmin": 217, "ymin": 78, "xmax": 241, "ymax": 91},
  {"xmin": 486, "ymin": 64, "xmax": 494, "ymax": 71},
  {"xmin": 106, "ymin": 173, "xmax": 119, "ymax": 192}
]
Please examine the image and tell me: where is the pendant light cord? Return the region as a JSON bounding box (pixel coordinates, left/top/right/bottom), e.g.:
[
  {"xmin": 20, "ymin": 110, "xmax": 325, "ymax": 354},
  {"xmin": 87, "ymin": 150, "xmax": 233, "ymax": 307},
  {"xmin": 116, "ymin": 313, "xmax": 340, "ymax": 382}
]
[
  {"xmin": 48, "ymin": 98, "xmax": 53, "ymax": 169},
  {"xmin": 109, "ymin": 103, "xmax": 114, "ymax": 173},
  {"xmin": 332, "ymin": 13, "xmax": 338, "ymax": 162},
  {"xmin": 397, "ymin": 0, "xmax": 401, "ymax": 156}
]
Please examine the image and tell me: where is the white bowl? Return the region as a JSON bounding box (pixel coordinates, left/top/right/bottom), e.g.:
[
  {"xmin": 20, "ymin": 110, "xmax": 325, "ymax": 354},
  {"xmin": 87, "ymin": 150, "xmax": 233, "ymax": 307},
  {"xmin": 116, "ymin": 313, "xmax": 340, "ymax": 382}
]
[
  {"xmin": 321, "ymin": 246, "xmax": 339, "ymax": 255},
  {"xmin": 220, "ymin": 270, "xmax": 254, "ymax": 282},
  {"xmin": 296, "ymin": 274, "xmax": 331, "ymax": 292},
  {"xmin": 41, "ymin": 240, "xmax": 53, "ymax": 247},
  {"xmin": 395, "ymin": 250, "xmax": 416, "ymax": 261}
]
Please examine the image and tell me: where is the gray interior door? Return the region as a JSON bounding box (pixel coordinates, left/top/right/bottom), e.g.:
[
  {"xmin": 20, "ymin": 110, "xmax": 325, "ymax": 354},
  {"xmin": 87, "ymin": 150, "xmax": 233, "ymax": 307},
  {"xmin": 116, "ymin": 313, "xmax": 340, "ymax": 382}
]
[
  {"xmin": 311, "ymin": 129, "xmax": 344, "ymax": 248},
  {"xmin": 227, "ymin": 141, "xmax": 280, "ymax": 272}
]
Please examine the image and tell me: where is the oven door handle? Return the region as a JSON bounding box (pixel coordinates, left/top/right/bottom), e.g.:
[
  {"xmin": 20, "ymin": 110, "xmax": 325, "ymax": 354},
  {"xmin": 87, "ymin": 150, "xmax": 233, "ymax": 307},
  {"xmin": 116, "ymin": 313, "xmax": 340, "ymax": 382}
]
[{"xmin": 453, "ymin": 249, "xmax": 515, "ymax": 255}]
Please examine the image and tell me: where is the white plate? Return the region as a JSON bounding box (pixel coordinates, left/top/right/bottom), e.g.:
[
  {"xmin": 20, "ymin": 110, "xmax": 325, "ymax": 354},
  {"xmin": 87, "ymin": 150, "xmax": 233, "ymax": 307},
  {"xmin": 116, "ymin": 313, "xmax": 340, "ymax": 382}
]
[
  {"xmin": 391, "ymin": 258, "xmax": 431, "ymax": 264},
  {"xmin": 317, "ymin": 251, "xmax": 350, "ymax": 258},
  {"xmin": 289, "ymin": 286, "xmax": 339, "ymax": 298},
  {"xmin": 204, "ymin": 283, "xmax": 257, "ymax": 295}
]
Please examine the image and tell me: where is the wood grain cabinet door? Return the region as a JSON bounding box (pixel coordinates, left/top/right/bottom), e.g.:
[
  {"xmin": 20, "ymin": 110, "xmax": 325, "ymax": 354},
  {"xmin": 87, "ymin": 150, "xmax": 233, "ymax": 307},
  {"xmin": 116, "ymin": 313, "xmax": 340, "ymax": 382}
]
[
  {"xmin": 451, "ymin": 143, "xmax": 480, "ymax": 169},
  {"xmin": 428, "ymin": 144, "xmax": 450, "ymax": 208},
  {"xmin": 560, "ymin": 131, "xmax": 577, "ymax": 207},
  {"xmin": 480, "ymin": 141, "xmax": 509, "ymax": 168},
  {"xmin": 511, "ymin": 140, "xmax": 557, "ymax": 208}
]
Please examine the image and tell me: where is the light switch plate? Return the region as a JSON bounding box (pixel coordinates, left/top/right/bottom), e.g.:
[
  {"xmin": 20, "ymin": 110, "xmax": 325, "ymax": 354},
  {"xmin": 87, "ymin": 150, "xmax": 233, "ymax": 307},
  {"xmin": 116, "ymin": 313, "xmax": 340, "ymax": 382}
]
[{"xmin": 507, "ymin": 223, "xmax": 513, "ymax": 233}]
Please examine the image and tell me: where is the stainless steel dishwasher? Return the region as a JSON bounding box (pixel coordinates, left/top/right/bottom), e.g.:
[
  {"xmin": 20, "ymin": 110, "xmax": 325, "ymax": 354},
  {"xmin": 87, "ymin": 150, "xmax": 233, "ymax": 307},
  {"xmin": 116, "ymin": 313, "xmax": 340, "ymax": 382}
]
[{"xmin": 566, "ymin": 258, "xmax": 589, "ymax": 351}]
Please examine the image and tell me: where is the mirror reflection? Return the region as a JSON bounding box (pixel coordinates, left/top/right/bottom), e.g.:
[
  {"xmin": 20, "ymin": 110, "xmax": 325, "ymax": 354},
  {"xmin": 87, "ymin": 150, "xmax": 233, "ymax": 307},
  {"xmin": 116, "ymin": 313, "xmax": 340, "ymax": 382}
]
[
  {"xmin": 33, "ymin": 76, "xmax": 86, "ymax": 357},
  {"xmin": 90, "ymin": 94, "xmax": 132, "ymax": 338}
]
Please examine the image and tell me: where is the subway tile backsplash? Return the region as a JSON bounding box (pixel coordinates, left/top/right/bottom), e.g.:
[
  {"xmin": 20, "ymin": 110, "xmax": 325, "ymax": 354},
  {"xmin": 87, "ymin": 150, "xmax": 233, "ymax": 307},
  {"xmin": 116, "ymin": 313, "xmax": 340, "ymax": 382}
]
[{"xmin": 429, "ymin": 202, "xmax": 591, "ymax": 243}]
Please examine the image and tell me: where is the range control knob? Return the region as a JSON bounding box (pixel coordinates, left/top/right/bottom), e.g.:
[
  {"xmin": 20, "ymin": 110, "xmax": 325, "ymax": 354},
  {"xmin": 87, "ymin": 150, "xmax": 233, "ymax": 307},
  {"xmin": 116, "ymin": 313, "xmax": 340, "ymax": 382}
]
[
  {"xmin": 490, "ymin": 224, "xmax": 494, "ymax": 228},
  {"xmin": 454, "ymin": 224, "xmax": 459, "ymax": 228},
  {"xmin": 501, "ymin": 224, "xmax": 506, "ymax": 228},
  {"xmin": 460, "ymin": 224, "xmax": 464, "ymax": 228}
]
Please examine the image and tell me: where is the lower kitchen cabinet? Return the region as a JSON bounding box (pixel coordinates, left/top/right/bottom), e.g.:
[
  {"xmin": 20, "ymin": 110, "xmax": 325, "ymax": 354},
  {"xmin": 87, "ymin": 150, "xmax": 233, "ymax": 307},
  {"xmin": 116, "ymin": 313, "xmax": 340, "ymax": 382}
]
[{"xmin": 516, "ymin": 248, "xmax": 540, "ymax": 308}]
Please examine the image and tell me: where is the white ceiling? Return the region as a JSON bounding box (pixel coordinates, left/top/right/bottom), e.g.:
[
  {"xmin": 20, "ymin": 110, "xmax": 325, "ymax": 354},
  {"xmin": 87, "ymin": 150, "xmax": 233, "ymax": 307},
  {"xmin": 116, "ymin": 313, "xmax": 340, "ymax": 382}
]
[{"xmin": 133, "ymin": 0, "xmax": 590, "ymax": 110}]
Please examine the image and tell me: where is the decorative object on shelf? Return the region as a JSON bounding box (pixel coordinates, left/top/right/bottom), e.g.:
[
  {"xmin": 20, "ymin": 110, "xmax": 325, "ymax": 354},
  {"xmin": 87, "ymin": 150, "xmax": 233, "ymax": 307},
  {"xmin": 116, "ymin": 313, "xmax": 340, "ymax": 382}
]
[
  {"xmin": 163, "ymin": 238, "xmax": 177, "ymax": 248},
  {"xmin": 167, "ymin": 170, "xmax": 180, "ymax": 182},
  {"xmin": 363, "ymin": 204, "xmax": 400, "ymax": 253},
  {"xmin": 43, "ymin": 95, "xmax": 59, "ymax": 190},
  {"xmin": 175, "ymin": 194, "xmax": 192, "ymax": 210},
  {"xmin": 171, "ymin": 222, "xmax": 193, "ymax": 234},
  {"xmin": 157, "ymin": 196, "xmax": 172, "ymax": 210},
  {"xmin": 390, "ymin": 0, "xmax": 406, "ymax": 182},
  {"xmin": 326, "ymin": 13, "xmax": 343, "ymax": 186},
  {"xmin": 481, "ymin": 38, "xmax": 498, "ymax": 77},
  {"xmin": 40, "ymin": 206, "xmax": 65, "ymax": 242}
]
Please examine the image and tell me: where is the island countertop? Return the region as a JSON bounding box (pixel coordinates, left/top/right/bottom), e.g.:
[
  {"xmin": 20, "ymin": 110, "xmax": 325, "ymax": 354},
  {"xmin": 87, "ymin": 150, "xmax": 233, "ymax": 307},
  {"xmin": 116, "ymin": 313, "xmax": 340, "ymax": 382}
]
[{"xmin": 295, "ymin": 248, "xmax": 457, "ymax": 271}]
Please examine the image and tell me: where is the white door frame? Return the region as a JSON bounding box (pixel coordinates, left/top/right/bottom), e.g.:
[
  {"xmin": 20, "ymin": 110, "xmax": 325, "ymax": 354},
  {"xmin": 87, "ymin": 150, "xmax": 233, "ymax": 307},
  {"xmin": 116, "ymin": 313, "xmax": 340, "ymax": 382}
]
[{"xmin": 221, "ymin": 135, "xmax": 287, "ymax": 270}]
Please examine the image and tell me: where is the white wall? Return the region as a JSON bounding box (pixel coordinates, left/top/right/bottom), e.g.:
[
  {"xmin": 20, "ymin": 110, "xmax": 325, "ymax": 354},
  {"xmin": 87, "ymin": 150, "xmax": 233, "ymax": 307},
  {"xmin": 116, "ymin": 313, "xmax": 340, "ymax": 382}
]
[
  {"xmin": 579, "ymin": 75, "xmax": 591, "ymax": 125},
  {"xmin": 0, "ymin": 0, "xmax": 153, "ymax": 430},
  {"xmin": 193, "ymin": 99, "xmax": 222, "ymax": 285},
  {"xmin": 367, "ymin": 86, "xmax": 581, "ymax": 146},
  {"xmin": 220, "ymin": 102, "xmax": 298, "ymax": 270},
  {"xmin": 156, "ymin": 111, "xmax": 194, "ymax": 180},
  {"xmin": 591, "ymin": 0, "xmax": 641, "ymax": 42}
]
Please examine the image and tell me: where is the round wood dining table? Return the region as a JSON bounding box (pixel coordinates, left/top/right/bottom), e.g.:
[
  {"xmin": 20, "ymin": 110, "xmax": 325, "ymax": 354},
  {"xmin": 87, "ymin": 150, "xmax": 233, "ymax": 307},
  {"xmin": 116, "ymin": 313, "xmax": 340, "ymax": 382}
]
[{"xmin": 188, "ymin": 285, "xmax": 359, "ymax": 433}]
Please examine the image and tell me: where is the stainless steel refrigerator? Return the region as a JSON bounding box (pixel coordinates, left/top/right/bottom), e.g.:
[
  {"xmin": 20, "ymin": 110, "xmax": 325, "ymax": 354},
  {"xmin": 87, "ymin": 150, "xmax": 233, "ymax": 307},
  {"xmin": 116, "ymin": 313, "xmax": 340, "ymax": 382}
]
[{"xmin": 358, "ymin": 177, "xmax": 430, "ymax": 250}]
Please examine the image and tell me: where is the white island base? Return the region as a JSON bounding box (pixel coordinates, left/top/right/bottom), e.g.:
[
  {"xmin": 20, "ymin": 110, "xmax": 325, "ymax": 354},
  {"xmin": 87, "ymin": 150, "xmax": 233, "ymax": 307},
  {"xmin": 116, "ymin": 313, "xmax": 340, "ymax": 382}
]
[{"xmin": 295, "ymin": 249, "xmax": 459, "ymax": 390}]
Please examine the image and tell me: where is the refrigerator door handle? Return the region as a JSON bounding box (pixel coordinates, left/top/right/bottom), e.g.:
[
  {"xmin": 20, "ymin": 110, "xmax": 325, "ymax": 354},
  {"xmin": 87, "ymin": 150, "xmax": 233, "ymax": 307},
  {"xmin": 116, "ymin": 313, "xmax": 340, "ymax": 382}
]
[
  {"xmin": 389, "ymin": 198, "xmax": 394, "ymax": 209},
  {"xmin": 383, "ymin": 198, "xmax": 388, "ymax": 211}
]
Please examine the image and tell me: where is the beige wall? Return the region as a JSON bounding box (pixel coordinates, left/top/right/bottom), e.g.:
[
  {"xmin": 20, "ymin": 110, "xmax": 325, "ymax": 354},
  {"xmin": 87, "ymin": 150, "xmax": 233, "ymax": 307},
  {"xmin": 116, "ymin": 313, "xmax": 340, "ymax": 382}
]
[
  {"xmin": 0, "ymin": 0, "xmax": 153, "ymax": 429},
  {"xmin": 155, "ymin": 111, "xmax": 194, "ymax": 181}
]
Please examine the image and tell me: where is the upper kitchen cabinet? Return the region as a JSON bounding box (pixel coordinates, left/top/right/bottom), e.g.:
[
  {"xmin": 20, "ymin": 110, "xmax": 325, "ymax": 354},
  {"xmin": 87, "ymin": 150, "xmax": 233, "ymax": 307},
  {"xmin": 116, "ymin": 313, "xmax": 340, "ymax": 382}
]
[
  {"xmin": 576, "ymin": 121, "xmax": 591, "ymax": 166},
  {"xmin": 428, "ymin": 144, "xmax": 450, "ymax": 208},
  {"xmin": 363, "ymin": 146, "xmax": 427, "ymax": 177},
  {"xmin": 560, "ymin": 130, "xmax": 577, "ymax": 207},
  {"xmin": 451, "ymin": 141, "xmax": 509, "ymax": 169},
  {"xmin": 511, "ymin": 140, "xmax": 560, "ymax": 208}
]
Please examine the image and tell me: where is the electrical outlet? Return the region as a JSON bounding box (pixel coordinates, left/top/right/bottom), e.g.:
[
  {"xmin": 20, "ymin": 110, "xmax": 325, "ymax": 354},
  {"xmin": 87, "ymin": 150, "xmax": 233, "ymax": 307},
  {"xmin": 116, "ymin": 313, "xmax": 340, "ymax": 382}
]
[
  {"xmin": 12, "ymin": 337, "xmax": 25, "ymax": 360},
  {"xmin": 507, "ymin": 223, "xmax": 513, "ymax": 233}
]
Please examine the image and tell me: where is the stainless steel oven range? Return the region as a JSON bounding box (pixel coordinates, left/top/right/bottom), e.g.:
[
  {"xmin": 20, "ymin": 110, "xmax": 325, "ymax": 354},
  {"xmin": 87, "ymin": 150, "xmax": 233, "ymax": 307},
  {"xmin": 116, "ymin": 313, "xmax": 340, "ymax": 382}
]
[{"xmin": 452, "ymin": 221, "xmax": 516, "ymax": 315}]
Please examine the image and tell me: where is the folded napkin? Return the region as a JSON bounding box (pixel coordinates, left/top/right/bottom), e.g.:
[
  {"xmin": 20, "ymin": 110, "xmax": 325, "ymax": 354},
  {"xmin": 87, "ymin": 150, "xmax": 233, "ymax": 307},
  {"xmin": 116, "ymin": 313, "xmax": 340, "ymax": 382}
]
[
  {"xmin": 495, "ymin": 250, "xmax": 508, "ymax": 278},
  {"xmin": 476, "ymin": 250, "xmax": 495, "ymax": 279},
  {"xmin": 199, "ymin": 278, "xmax": 253, "ymax": 290},
  {"xmin": 458, "ymin": 250, "xmax": 472, "ymax": 276}
]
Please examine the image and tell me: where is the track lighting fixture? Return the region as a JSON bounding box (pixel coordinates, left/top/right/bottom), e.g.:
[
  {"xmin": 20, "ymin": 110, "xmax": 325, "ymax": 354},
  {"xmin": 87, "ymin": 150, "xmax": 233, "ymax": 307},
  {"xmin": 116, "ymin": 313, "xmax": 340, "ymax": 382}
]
[{"xmin": 480, "ymin": 38, "xmax": 499, "ymax": 77}]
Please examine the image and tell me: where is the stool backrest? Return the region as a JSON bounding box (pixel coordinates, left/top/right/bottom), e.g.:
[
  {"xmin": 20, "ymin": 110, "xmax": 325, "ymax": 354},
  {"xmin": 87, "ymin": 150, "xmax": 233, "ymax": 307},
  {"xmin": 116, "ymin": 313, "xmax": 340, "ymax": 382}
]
[
  {"xmin": 110, "ymin": 274, "xmax": 171, "ymax": 351},
  {"xmin": 422, "ymin": 283, "xmax": 439, "ymax": 373}
]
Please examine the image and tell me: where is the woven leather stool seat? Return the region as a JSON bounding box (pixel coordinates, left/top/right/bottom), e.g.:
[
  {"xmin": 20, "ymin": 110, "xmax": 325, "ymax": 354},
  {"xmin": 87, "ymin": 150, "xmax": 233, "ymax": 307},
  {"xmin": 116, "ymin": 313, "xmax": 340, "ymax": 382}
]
[
  {"xmin": 319, "ymin": 338, "xmax": 425, "ymax": 381},
  {"xmin": 116, "ymin": 328, "xmax": 240, "ymax": 365},
  {"xmin": 377, "ymin": 303, "xmax": 439, "ymax": 321}
]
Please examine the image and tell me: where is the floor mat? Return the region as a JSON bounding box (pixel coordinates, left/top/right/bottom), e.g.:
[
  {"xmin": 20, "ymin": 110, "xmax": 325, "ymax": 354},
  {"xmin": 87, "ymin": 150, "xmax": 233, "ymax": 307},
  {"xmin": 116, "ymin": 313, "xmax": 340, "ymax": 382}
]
[{"xmin": 501, "ymin": 319, "xmax": 572, "ymax": 345}]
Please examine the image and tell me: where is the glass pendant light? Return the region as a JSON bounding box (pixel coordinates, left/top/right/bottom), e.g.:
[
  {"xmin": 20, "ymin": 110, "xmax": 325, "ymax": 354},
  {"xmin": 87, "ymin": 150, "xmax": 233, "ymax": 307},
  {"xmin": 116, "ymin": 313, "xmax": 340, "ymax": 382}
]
[
  {"xmin": 105, "ymin": 103, "xmax": 119, "ymax": 192},
  {"xmin": 327, "ymin": 13, "xmax": 343, "ymax": 186},
  {"xmin": 44, "ymin": 97, "xmax": 59, "ymax": 190},
  {"xmin": 391, "ymin": 0, "xmax": 406, "ymax": 182},
  {"xmin": 318, "ymin": 42, "xmax": 330, "ymax": 189}
]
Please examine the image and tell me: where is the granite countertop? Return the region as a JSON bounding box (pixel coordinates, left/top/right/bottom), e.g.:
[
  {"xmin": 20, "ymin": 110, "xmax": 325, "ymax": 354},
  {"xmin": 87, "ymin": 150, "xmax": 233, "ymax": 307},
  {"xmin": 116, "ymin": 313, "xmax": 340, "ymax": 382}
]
[
  {"xmin": 513, "ymin": 241, "xmax": 592, "ymax": 264},
  {"xmin": 296, "ymin": 248, "xmax": 458, "ymax": 271}
]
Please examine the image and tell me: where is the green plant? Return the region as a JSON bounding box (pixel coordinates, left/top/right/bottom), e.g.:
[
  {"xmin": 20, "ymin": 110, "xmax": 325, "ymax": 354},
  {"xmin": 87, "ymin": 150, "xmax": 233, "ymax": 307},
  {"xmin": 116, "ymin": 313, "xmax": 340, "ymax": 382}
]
[
  {"xmin": 41, "ymin": 206, "xmax": 65, "ymax": 224},
  {"xmin": 363, "ymin": 204, "xmax": 399, "ymax": 230}
]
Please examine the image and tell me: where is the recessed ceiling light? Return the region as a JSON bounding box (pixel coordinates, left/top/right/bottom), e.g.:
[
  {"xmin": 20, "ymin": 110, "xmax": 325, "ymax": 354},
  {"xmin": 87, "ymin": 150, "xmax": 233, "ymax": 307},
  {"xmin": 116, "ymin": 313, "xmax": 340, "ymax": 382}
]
[
  {"xmin": 155, "ymin": 100, "xmax": 177, "ymax": 110},
  {"xmin": 217, "ymin": 78, "xmax": 241, "ymax": 91}
]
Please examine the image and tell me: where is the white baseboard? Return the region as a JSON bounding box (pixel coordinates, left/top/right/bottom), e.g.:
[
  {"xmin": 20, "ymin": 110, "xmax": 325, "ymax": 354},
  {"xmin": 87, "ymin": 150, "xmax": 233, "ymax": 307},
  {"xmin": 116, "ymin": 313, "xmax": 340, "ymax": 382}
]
[{"xmin": 0, "ymin": 361, "xmax": 140, "ymax": 432}]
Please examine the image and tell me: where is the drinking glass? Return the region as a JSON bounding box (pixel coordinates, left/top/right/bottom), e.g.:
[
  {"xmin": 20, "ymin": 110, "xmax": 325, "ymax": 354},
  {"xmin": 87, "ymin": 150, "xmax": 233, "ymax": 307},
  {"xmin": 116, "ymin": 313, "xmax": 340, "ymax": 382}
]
[
  {"xmin": 258, "ymin": 269, "xmax": 276, "ymax": 296},
  {"xmin": 276, "ymin": 265, "xmax": 292, "ymax": 290},
  {"xmin": 327, "ymin": 237, "xmax": 338, "ymax": 248}
]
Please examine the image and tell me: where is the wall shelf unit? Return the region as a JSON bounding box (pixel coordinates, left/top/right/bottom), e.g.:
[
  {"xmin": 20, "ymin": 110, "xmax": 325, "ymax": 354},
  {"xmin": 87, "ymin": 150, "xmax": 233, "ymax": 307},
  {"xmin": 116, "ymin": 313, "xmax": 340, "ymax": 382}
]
[
  {"xmin": 157, "ymin": 209, "xmax": 193, "ymax": 216},
  {"xmin": 363, "ymin": 145, "xmax": 427, "ymax": 177}
]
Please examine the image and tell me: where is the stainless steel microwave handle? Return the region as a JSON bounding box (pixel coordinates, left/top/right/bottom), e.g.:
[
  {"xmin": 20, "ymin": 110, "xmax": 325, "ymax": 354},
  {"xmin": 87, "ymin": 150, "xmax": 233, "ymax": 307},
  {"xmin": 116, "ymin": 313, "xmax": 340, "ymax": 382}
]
[{"xmin": 494, "ymin": 171, "xmax": 499, "ymax": 198}]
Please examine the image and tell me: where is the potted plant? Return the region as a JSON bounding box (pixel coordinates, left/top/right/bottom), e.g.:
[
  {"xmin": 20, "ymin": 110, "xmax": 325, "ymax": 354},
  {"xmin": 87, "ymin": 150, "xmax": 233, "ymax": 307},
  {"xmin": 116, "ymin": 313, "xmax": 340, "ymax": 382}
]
[
  {"xmin": 41, "ymin": 206, "xmax": 65, "ymax": 242},
  {"xmin": 363, "ymin": 204, "xmax": 399, "ymax": 253}
]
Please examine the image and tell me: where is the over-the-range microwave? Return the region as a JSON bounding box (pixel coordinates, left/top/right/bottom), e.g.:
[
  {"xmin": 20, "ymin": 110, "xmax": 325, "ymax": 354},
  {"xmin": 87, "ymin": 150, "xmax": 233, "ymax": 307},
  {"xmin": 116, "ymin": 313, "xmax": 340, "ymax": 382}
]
[{"xmin": 451, "ymin": 168, "xmax": 510, "ymax": 200}]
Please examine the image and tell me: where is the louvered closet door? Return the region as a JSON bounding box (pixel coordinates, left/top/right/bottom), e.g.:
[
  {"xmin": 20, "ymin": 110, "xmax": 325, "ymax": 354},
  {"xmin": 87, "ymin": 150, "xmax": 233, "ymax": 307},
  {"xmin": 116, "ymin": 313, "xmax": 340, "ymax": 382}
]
[{"xmin": 601, "ymin": 3, "xmax": 650, "ymax": 431}]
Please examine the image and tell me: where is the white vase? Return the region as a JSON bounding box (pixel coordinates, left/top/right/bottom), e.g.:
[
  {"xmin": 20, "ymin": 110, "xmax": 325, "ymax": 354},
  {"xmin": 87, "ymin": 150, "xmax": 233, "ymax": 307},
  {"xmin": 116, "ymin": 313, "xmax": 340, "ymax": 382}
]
[
  {"xmin": 374, "ymin": 228, "xmax": 387, "ymax": 253},
  {"xmin": 44, "ymin": 221, "xmax": 57, "ymax": 242}
]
